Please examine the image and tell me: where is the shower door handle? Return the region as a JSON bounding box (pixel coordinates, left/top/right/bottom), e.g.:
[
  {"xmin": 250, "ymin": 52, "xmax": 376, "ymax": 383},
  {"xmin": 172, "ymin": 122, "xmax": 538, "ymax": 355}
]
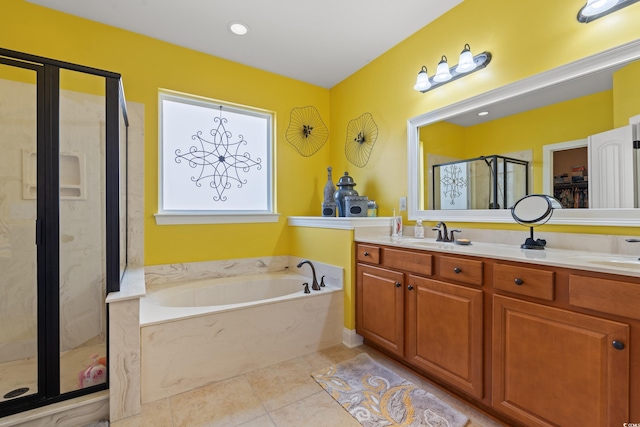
[{"xmin": 35, "ymin": 219, "xmax": 43, "ymax": 245}]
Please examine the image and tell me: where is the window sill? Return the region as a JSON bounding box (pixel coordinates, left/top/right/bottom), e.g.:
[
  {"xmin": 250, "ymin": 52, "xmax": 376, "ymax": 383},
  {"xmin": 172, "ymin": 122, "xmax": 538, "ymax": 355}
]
[{"xmin": 154, "ymin": 212, "xmax": 280, "ymax": 225}]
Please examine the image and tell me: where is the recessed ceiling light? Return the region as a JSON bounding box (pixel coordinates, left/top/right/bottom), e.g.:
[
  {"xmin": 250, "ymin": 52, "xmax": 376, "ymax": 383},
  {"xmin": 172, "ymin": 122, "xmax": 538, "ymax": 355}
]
[
  {"xmin": 229, "ymin": 22, "xmax": 249, "ymax": 36},
  {"xmin": 478, "ymin": 111, "xmax": 489, "ymax": 116}
]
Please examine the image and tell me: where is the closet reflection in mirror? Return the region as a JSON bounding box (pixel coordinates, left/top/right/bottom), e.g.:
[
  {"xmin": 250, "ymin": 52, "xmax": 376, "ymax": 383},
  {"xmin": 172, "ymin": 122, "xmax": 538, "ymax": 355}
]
[{"xmin": 417, "ymin": 56, "xmax": 640, "ymax": 212}]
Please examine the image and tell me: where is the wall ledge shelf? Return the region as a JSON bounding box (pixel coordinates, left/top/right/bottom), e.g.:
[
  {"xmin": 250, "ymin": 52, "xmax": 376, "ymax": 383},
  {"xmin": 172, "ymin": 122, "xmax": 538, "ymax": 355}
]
[{"xmin": 288, "ymin": 216, "xmax": 393, "ymax": 230}]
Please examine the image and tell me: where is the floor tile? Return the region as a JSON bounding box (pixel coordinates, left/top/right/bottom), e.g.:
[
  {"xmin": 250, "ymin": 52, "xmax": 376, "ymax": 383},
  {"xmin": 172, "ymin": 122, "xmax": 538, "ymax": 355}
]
[
  {"xmin": 245, "ymin": 357, "xmax": 322, "ymax": 411},
  {"xmin": 269, "ymin": 391, "xmax": 361, "ymax": 427},
  {"xmin": 110, "ymin": 398, "xmax": 173, "ymax": 427},
  {"xmin": 441, "ymin": 394, "xmax": 508, "ymax": 427},
  {"xmin": 236, "ymin": 415, "xmax": 277, "ymax": 427},
  {"xmin": 302, "ymin": 344, "xmax": 363, "ymax": 373},
  {"xmin": 169, "ymin": 375, "xmax": 266, "ymax": 427}
]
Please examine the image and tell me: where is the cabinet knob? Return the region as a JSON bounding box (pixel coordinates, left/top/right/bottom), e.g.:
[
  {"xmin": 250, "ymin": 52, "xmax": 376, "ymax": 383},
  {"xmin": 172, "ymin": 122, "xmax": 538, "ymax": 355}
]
[
  {"xmin": 407, "ymin": 285, "xmax": 414, "ymax": 290},
  {"xmin": 453, "ymin": 267, "xmax": 462, "ymax": 274},
  {"xmin": 514, "ymin": 278, "xmax": 524, "ymax": 286},
  {"xmin": 612, "ymin": 340, "xmax": 625, "ymax": 350},
  {"xmin": 364, "ymin": 252, "xmax": 369, "ymax": 257},
  {"xmin": 395, "ymin": 282, "xmax": 401, "ymax": 288}
]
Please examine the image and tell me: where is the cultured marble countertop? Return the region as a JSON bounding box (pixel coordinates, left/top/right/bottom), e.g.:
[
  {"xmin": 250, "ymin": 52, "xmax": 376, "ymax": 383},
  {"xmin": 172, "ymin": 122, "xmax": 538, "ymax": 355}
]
[{"xmin": 355, "ymin": 234, "xmax": 640, "ymax": 278}]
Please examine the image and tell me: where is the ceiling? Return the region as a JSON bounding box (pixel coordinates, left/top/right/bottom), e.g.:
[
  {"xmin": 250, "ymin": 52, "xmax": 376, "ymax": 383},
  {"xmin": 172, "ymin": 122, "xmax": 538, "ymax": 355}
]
[{"xmin": 26, "ymin": 0, "xmax": 463, "ymax": 89}]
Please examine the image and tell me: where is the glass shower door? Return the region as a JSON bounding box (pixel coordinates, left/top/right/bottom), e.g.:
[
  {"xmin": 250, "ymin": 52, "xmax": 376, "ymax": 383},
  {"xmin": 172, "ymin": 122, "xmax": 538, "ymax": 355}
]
[
  {"xmin": 58, "ymin": 69, "xmax": 107, "ymax": 394},
  {"xmin": 0, "ymin": 62, "xmax": 39, "ymax": 402}
]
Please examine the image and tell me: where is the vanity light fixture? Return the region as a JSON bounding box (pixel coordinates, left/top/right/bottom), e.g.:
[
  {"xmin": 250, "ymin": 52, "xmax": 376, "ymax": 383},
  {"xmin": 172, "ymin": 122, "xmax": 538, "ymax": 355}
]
[
  {"xmin": 577, "ymin": 0, "xmax": 640, "ymax": 22},
  {"xmin": 414, "ymin": 44, "xmax": 492, "ymax": 93},
  {"xmin": 433, "ymin": 56, "xmax": 452, "ymax": 82}
]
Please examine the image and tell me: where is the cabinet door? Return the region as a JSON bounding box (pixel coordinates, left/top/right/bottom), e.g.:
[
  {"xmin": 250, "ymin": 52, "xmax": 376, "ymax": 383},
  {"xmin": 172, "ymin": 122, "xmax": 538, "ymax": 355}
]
[
  {"xmin": 492, "ymin": 295, "xmax": 629, "ymax": 427},
  {"xmin": 356, "ymin": 264, "xmax": 405, "ymax": 356},
  {"xmin": 405, "ymin": 275, "xmax": 483, "ymax": 398}
]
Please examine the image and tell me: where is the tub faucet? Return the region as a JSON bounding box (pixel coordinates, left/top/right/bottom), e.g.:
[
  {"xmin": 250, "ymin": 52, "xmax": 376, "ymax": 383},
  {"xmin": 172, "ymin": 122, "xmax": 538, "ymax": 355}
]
[{"xmin": 297, "ymin": 260, "xmax": 321, "ymax": 291}]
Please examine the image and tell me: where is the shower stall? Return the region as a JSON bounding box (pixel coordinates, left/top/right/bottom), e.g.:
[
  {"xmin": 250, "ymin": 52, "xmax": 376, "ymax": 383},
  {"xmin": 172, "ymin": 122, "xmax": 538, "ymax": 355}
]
[
  {"xmin": 432, "ymin": 155, "xmax": 529, "ymax": 210},
  {"xmin": 0, "ymin": 48, "xmax": 127, "ymax": 417}
]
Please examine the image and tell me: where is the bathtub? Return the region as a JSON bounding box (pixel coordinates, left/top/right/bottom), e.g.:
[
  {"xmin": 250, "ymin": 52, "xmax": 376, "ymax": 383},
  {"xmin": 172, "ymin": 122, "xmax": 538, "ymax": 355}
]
[{"xmin": 139, "ymin": 270, "xmax": 344, "ymax": 403}]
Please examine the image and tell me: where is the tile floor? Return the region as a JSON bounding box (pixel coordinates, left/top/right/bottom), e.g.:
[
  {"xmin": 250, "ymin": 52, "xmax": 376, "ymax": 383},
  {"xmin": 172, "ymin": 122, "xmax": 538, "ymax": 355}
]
[{"xmin": 111, "ymin": 344, "xmax": 506, "ymax": 427}]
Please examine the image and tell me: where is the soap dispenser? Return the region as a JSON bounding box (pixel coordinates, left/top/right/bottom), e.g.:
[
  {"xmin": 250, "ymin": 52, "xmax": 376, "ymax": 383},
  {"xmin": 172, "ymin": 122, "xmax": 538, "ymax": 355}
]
[{"xmin": 414, "ymin": 219, "xmax": 425, "ymax": 238}]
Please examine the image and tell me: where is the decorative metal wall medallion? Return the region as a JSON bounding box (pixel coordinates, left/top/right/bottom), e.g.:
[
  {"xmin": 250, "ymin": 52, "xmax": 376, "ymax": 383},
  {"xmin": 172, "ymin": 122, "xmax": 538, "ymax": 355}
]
[
  {"xmin": 174, "ymin": 112, "xmax": 262, "ymax": 202},
  {"xmin": 345, "ymin": 113, "xmax": 378, "ymax": 167},
  {"xmin": 285, "ymin": 106, "xmax": 329, "ymax": 156},
  {"xmin": 441, "ymin": 164, "xmax": 467, "ymax": 205}
]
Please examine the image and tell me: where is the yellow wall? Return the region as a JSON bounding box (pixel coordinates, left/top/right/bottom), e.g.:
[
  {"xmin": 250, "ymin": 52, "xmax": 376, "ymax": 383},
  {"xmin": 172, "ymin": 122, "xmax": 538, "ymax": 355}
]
[
  {"xmin": 4, "ymin": 0, "xmax": 640, "ymax": 331},
  {"xmin": 2, "ymin": 0, "xmax": 331, "ymax": 266},
  {"xmin": 613, "ymin": 60, "xmax": 640, "ymax": 128},
  {"xmin": 465, "ymin": 90, "xmax": 613, "ymax": 192},
  {"xmin": 329, "ymin": 0, "xmax": 640, "ymax": 231}
]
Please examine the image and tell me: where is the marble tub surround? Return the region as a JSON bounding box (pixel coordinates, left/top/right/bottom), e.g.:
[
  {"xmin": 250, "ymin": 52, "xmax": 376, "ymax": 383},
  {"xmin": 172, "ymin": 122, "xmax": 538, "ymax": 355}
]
[
  {"xmin": 355, "ymin": 226, "xmax": 640, "ymax": 277},
  {"xmin": 140, "ymin": 257, "xmax": 344, "ymax": 403},
  {"xmin": 144, "ymin": 255, "xmax": 343, "ymax": 291},
  {"xmin": 144, "ymin": 256, "xmax": 290, "ymax": 288}
]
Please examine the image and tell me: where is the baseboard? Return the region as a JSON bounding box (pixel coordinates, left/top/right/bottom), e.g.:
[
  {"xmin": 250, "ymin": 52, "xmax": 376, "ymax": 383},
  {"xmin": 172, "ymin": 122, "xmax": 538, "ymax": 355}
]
[{"xmin": 342, "ymin": 328, "xmax": 363, "ymax": 348}]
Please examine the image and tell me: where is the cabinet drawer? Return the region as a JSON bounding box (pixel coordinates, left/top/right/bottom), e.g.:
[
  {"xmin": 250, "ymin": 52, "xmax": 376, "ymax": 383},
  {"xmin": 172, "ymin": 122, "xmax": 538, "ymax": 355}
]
[
  {"xmin": 357, "ymin": 244, "xmax": 380, "ymax": 264},
  {"xmin": 569, "ymin": 274, "xmax": 640, "ymax": 320},
  {"xmin": 383, "ymin": 248, "xmax": 433, "ymax": 276},
  {"xmin": 439, "ymin": 256, "xmax": 483, "ymax": 286},
  {"xmin": 493, "ymin": 263, "xmax": 554, "ymax": 301}
]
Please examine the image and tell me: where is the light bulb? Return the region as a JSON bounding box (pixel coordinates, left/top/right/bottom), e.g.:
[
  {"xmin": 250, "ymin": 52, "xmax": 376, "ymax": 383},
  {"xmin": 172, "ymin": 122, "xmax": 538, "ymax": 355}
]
[
  {"xmin": 433, "ymin": 56, "xmax": 452, "ymax": 83},
  {"xmin": 455, "ymin": 44, "xmax": 477, "ymax": 74},
  {"xmin": 581, "ymin": 0, "xmax": 619, "ymax": 16},
  {"xmin": 414, "ymin": 66, "xmax": 431, "ymax": 92}
]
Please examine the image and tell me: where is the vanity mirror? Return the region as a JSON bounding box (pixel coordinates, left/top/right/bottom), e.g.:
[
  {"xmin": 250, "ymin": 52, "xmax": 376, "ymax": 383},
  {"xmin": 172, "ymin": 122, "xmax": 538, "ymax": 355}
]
[{"xmin": 408, "ymin": 39, "xmax": 640, "ymax": 226}]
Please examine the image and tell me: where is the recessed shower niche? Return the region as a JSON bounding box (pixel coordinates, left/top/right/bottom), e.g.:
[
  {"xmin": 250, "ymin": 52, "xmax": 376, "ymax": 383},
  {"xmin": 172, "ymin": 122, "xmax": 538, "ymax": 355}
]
[{"xmin": 22, "ymin": 150, "xmax": 86, "ymax": 200}]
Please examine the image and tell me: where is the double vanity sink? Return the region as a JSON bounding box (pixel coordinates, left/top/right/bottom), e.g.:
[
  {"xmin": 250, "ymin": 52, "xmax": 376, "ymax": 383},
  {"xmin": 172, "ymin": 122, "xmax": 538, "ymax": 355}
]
[
  {"xmin": 364, "ymin": 234, "xmax": 640, "ymax": 275},
  {"xmin": 354, "ymin": 230, "xmax": 639, "ymax": 427}
]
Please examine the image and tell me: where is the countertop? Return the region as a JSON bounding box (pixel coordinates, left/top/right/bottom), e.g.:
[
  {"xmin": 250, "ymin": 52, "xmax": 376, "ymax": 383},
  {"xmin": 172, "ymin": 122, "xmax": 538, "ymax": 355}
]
[{"xmin": 355, "ymin": 234, "xmax": 640, "ymax": 278}]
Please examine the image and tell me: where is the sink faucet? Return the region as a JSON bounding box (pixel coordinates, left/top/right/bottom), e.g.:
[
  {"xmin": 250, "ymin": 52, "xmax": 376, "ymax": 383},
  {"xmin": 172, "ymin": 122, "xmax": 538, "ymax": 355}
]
[
  {"xmin": 297, "ymin": 260, "xmax": 321, "ymax": 290},
  {"xmin": 625, "ymin": 238, "xmax": 640, "ymax": 260},
  {"xmin": 434, "ymin": 221, "xmax": 448, "ymax": 242},
  {"xmin": 433, "ymin": 222, "xmax": 462, "ymax": 242}
]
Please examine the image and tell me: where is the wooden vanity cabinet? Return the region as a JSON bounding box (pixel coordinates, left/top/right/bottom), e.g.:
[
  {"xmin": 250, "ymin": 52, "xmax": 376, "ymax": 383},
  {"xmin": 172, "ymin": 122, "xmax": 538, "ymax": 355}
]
[
  {"xmin": 355, "ymin": 242, "xmax": 637, "ymax": 426},
  {"xmin": 356, "ymin": 264, "xmax": 405, "ymax": 357},
  {"xmin": 405, "ymin": 275, "xmax": 484, "ymax": 398},
  {"xmin": 356, "ymin": 244, "xmax": 484, "ymax": 398},
  {"xmin": 492, "ymin": 295, "xmax": 629, "ymax": 427}
]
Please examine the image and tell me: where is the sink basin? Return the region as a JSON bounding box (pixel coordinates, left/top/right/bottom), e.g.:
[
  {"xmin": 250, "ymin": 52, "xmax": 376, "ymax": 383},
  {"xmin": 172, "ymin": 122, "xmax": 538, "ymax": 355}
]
[
  {"xmin": 566, "ymin": 254, "xmax": 640, "ymax": 270},
  {"xmin": 587, "ymin": 258, "xmax": 640, "ymax": 269}
]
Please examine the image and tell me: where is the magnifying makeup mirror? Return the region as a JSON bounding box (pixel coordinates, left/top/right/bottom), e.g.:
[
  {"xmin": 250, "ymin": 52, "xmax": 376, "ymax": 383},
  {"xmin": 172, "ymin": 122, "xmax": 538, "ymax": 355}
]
[{"xmin": 511, "ymin": 194, "xmax": 562, "ymax": 250}]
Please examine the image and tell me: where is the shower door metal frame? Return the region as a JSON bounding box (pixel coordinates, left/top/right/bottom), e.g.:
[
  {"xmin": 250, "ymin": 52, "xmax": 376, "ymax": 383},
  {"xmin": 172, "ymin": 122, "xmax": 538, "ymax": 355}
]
[{"xmin": 0, "ymin": 47, "xmax": 124, "ymax": 418}]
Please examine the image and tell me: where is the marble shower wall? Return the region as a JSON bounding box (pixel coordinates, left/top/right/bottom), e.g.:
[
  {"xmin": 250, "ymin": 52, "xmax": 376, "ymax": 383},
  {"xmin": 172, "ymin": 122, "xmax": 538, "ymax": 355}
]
[
  {"xmin": 0, "ymin": 76, "xmax": 108, "ymax": 363},
  {"xmin": 0, "ymin": 77, "xmax": 38, "ymax": 364}
]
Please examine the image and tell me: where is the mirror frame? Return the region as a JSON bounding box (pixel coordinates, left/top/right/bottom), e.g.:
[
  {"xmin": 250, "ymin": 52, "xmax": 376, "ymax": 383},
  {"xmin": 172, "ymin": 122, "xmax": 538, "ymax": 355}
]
[{"xmin": 408, "ymin": 39, "xmax": 640, "ymax": 227}]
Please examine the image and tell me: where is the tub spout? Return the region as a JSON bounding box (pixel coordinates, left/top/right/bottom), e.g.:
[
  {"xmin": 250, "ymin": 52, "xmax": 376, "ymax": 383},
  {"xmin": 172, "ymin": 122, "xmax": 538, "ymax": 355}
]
[{"xmin": 297, "ymin": 260, "xmax": 320, "ymax": 291}]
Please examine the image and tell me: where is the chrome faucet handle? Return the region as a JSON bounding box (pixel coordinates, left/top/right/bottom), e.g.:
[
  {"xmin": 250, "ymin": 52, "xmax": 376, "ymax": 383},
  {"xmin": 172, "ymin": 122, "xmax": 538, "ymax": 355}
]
[{"xmin": 449, "ymin": 229, "xmax": 462, "ymax": 242}]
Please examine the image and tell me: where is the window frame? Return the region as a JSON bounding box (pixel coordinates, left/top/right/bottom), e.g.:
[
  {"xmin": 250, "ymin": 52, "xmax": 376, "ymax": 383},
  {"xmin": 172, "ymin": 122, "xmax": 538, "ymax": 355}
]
[{"xmin": 155, "ymin": 90, "xmax": 278, "ymax": 225}]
